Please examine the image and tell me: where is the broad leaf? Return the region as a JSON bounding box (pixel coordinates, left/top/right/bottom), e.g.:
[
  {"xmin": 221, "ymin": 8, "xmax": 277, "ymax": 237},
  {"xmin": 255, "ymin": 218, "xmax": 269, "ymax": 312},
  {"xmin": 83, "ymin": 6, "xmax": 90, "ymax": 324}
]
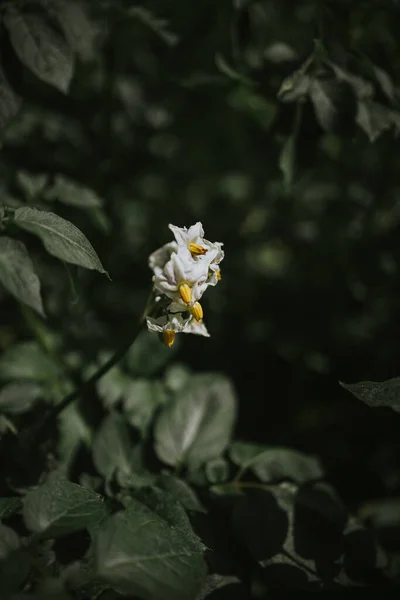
[
  {"xmin": 92, "ymin": 413, "xmax": 134, "ymax": 480},
  {"xmin": 340, "ymin": 377, "xmax": 400, "ymax": 412},
  {"xmin": 154, "ymin": 374, "xmax": 237, "ymax": 469},
  {"xmin": 96, "ymin": 363, "xmax": 129, "ymax": 409},
  {"xmin": 45, "ymin": 175, "xmax": 103, "ymax": 208},
  {"xmin": 13, "ymin": 207, "xmax": 106, "ymax": 273},
  {"xmin": 356, "ymin": 100, "xmax": 392, "ymax": 142},
  {"xmin": 0, "ymin": 381, "xmax": 42, "ymax": 414},
  {"xmin": 16, "ymin": 170, "xmax": 48, "ymax": 200},
  {"xmin": 4, "ymin": 3, "xmax": 74, "ymax": 93},
  {"xmin": 23, "ymin": 476, "xmax": 108, "ymax": 538},
  {"xmin": 0, "ymin": 497, "xmax": 22, "ymax": 520},
  {"xmin": 277, "ymin": 56, "xmax": 313, "ymax": 103},
  {"xmin": 309, "ymin": 79, "xmax": 337, "ymax": 131},
  {"xmin": 230, "ymin": 443, "xmax": 323, "ymax": 483},
  {"xmin": 205, "ymin": 458, "xmax": 230, "ymax": 484},
  {"xmin": 123, "ymin": 378, "xmax": 167, "ymax": 435},
  {"xmin": 195, "ymin": 575, "xmax": 246, "ymax": 600},
  {"xmin": 58, "ymin": 403, "xmax": 93, "ymax": 468},
  {"xmin": 0, "ymin": 66, "xmax": 21, "ymax": 131},
  {"xmin": 126, "ymin": 329, "xmax": 178, "ymax": 377},
  {"xmin": 0, "ymin": 237, "xmax": 44, "ymax": 316},
  {"xmin": 157, "ymin": 474, "xmax": 207, "ymax": 513},
  {"xmin": 0, "ymin": 341, "xmax": 60, "ymax": 382},
  {"xmin": 94, "ymin": 496, "xmax": 206, "ymax": 600}
]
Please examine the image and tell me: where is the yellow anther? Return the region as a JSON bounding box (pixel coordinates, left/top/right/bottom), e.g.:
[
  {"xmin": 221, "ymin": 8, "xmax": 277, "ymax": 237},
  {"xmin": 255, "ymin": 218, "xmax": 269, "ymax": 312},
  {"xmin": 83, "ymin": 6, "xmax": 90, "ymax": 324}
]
[
  {"xmin": 179, "ymin": 283, "xmax": 192, "ymax": 304},
  {"xmin": 190, "ymin": 302, "xmax": 203, "ymax": 321},
  {"xmin": 216, "ymin": 269, "xmax": 221, "ymax": 281},
  {"xmin": 189, "ymin": 242, "xmax": 208, "ymax": 256},
  {"xmin": 163, "ymin": 329, "xmax": 175, "ymax": 347}
]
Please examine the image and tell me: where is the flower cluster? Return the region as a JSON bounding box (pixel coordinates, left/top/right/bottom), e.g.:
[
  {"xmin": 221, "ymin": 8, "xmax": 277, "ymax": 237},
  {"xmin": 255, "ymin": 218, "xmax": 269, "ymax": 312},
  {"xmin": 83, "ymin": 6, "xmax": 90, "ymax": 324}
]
[{"xmin": 147, "ymin": 222, "xmax": 224, "ymax": 347}]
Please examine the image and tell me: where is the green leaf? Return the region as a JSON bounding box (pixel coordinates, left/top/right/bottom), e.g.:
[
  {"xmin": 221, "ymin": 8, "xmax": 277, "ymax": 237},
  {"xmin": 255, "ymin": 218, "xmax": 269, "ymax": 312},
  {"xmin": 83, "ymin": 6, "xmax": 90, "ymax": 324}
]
[
  {"xmin": 41, "ymin": 0, "xmax": 99, "ymax": 60},
  {"xmin": 96, "ymin": 363, "xmax": 129, "ymax": 410},
  {"xmin": 205, "ymin": 458, "xmax": 230, "ymax": 484},
  {"xmin": 16, "ymin": 170, "xmax": 48, "ymax": 200},
  {"xmin": 44, "ymin": 175, "xmax": 103, "ymax": 208},
  {"xmin": 57, "ymin": 402, "xmax": 93, "ymax": 468},
  {"xmin": 279, "ymin": 135, "xmax": 295, "ymax": 194},
  {"xmin": 94, "ymin": 496, "xmax": 207, "ymax": 600},
  {"xmin": 215, "ymin": 54, "xmax": 253, "ymax": 86},
  {"xmin": 0, "ymin": 381, "xmax": 42, "ymax": 414},
  {"xmin": 123, "ymin": 379, "xmax": 168, "ymax": 436},
  {"xmin": 129, "ymin": 7, "xmax": 179, "ymax": 47},
  {"xmin": 195, "ymin": 575, "xmax": 245, "ymax": 600},
  {"xmin": 356, "ymin": 100, "xmax": 392, "ymax": 142},
  {"xmin": 13, "ymin": 207, "xmax": 106, "ymax": 273},
  {"xmin": 0, "ymin": 237, "xmax": 44, "ymax": 316},
  {"xmin": 0, "ymin": 497, "xmax": 22, "ymax": 520},
  {"xmin": 0, "ymin": 66, "xmax": 21, "ymax": 132},
  {"xmin": 327, "ymin": 62, "xmax": 373, "ymax": 100},
  {"xmin": 157, "ymin": 474, "xmax": 207, "ymax": 514},
  {"xmin": 309, "ymin": 79, "xmax": 337, "ymax": 131},
  {"xmin": 230, "ymin": 443, "xmax": 323, "ymax": 483},
  {"xmin": 277, "ymin": 56, "xmax": 313, "ymax": 103},
  {"xmin": 154, "ymin": 374, "xmax": 237, "ymax": 469},
  {"xmin": 340, "ymin": 377, "xmax": 400, "ymax": 412},
  {"xmin": 229, "ymin": 442, "xmax": 268, "ymax": 468},
  {"xmin": 4, "ymin": 3, "xmax": 74, "ymax": 93},
  {"xmin": 126, "ymin": 329, "xmax": 178, "ymax": 377},
  {"xmin": 92, "ymin": 413, "xmax": 134, "ymax": 480},
  {"xmin": 0, "ymin": 341, "xmax": 61, "ymax": 382},
  {"xmin": 23, "ymin": 476, "xmax": 108, "ymax": 538}
]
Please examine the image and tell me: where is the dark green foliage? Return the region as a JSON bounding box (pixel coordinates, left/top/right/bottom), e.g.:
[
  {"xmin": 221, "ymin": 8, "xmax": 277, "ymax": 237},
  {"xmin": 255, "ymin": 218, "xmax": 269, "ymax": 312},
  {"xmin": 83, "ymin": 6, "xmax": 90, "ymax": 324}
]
[{"xmin": 0, "ymin": 0, "xmax": 399, "ymax": 598}]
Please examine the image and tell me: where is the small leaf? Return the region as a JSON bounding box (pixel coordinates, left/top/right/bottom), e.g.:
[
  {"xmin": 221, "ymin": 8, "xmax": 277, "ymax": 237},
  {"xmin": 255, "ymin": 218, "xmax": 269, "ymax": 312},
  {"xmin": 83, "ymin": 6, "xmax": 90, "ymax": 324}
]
[
  {"xmin": 251, "ymin": 448, "xmax": 323, "ymax": 484},
  {"xmin": 0, "ymin": 524, "xmax": 29, "ymax": 594},
  {"xmin": 0, "ymin": 381, "xmax": 42, "ymax": 414},
  {"xmin": 195, "ymin": 575, "xmax": 246, "ymax": 600},
  {"xmin": 215, "ymin": 53, "xmax": 253, "ymax": 86},
  {"xmin": 277, "ymin": 56, "xmax": 313, "ymax": 103},
  {"xmin": 58, "ymin": 402, "xmax": 92, "ymax": 468},
  {"xmin": 0, "ymin": 497, "xmax": 22, "ymax": 520},
  {"xmin": 16, "ymin": 170, "xmax": 48, "ymax": 200},
  {"xmin": 0, "ymin": 237, "xmax": 44, "ymax": 316},
  {"xmin": 0, "ymin": 341, "xmax": 61, "ymax": 382},
  {"xmin": 309, "ymin": 79, "xmax": 337, "ymax": 131},
  {"xmin": 328, "ymin": 62, "xmax": 373, "ymax": 100},
  {"xmin": 157, "ymin": 474, "xmax": 207, "ymax": 513},
  {"xmin": 23, "ymin": 476, "xmax": 108, "ymax": 538},
  {"xmin": 44, "ymin": 175, "xmax": 103, "ymax": 208},
  {"xmin": 96, "ymin": 363, "xmax": 129, "ymax": 410},
  {"xmin": 129, "ymin": 6, "xmax": 179, "ymax": 46},
  {"xmin": 340, "ymin": 377, "xmax": 400, "ymax": 412},
  {"xmin": 154, "ymin": 374, "xmax": 237, "ymax": 469},
  {"xmin": 279, "ymin": 135, "xmax": 295, "ymax": 194},
  {"xmin": 123, "ymin": 378, "xmax": 168, "ymax": 436},
  {"xmin": 356, "ymin": 100, "xmax": 392, "ymax": 142},
  {"xmin": 92, "ymin": 413, "xmax": 134, "ymax": 480},
  {"xmin": 94, "ymin": 497, "xmax": 206, "ymax": 600},
  {"xmin": 229, "ymin": 441, "xmax": 268, "ymax": 468},
  {"xmin": 0, "ymin": 66, "xmax": 21, "ymax": 132},
  {"xmin": 4, "ymin": 3, "xmax": 74, "ymax": 93},
  {"xmin": 205, "ymin": 458, "xmax": 230, "ymax": 484},
  {"xmin": 13, "ymin": 207, "xmax": 106, "ymax": 273}
]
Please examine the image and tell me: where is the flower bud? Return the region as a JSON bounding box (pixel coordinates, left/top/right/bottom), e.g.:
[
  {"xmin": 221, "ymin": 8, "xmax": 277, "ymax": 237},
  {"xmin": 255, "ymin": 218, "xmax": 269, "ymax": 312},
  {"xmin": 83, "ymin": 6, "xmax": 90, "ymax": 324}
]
[
  {"xmin": 179, "ymin": 283, "xmax": 192, "ymax": 304},
  {"xmin": 163, "ymin": 329, "xmax": 176, "ymax": 347},
  {"xmin": 190, "ymin": 302, "xmax": 203, "ymax": 321}
]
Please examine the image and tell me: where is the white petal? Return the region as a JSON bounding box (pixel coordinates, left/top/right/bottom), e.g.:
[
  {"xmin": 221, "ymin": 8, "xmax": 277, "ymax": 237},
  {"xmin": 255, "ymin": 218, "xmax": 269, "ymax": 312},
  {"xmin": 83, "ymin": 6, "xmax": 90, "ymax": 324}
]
[
  {"xmin": 146, "ymin": 316, "xmax": 166, "ymax": 332},
  {"xmin": 187, "ymin": 221, "xmax": 205, "ymax": 243},
  {"xmin": 149, "ymin": 242, "xmax": 177, "ymax": 275},
  {"xmin": 169, "ymin": 224, "xmax": 188, "ymax": 246},
  {"xmin": 183, "ymin": 319, "xmax": 210, "ymax": 337}
]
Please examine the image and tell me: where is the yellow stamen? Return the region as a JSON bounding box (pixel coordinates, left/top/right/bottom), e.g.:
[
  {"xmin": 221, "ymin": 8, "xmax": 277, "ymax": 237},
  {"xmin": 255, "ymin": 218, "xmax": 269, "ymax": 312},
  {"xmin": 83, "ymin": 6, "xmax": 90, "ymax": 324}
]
[
  {"xmin": 179, "ymin": 283, "xmax": 192, "ymax": 304},
  {"xmin": 163, "ymin": 329, "xmax": 175, "ymax": 347},
  {"xmin": 190, "ymin": 302, "xmax": 203, "ymax": 321},
  {"xmin": 189, "ymin": 242, "xmax": 208, "ymax": 256},
  {"xmin": 216, "ymin": 269, "xmax": 221, "ymax": 281}
]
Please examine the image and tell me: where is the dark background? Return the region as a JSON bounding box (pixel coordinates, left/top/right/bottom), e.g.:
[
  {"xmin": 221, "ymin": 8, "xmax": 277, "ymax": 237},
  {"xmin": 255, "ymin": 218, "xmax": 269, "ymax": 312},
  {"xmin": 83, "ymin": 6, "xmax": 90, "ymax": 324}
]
[{"xmin": 2, "ymin": 0, "xmax": 400, "ymax": 515}]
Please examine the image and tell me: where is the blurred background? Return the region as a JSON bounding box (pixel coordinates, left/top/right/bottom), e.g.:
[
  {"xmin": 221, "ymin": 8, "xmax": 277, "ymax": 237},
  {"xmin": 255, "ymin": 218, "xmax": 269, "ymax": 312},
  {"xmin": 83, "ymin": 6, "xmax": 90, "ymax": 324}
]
[{"xmin": 1, "ymin": 0, "xmax": 400, "ymax": 512}]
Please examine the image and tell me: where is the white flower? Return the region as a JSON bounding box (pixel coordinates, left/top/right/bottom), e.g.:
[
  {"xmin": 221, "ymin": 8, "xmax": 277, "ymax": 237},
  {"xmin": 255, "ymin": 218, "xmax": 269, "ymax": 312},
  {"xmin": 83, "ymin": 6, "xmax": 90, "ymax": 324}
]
[
  {"xmin": 146, "ymin": 313, "xmax": 192, "ymax": 347},
  {"xmin": 183, "ymin": 319, "xmax": 210, "ymax": 337},
  {"xmin": 169, "ymin": 222, "xmax": 208, "ymax": 257},
  {"xmin": 148, "ymin": 241, "xmax": 178, "ymax": 276},
  {"xmin": 153, "ymin": 246, "xmax": 209, "ymax": 307}
]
